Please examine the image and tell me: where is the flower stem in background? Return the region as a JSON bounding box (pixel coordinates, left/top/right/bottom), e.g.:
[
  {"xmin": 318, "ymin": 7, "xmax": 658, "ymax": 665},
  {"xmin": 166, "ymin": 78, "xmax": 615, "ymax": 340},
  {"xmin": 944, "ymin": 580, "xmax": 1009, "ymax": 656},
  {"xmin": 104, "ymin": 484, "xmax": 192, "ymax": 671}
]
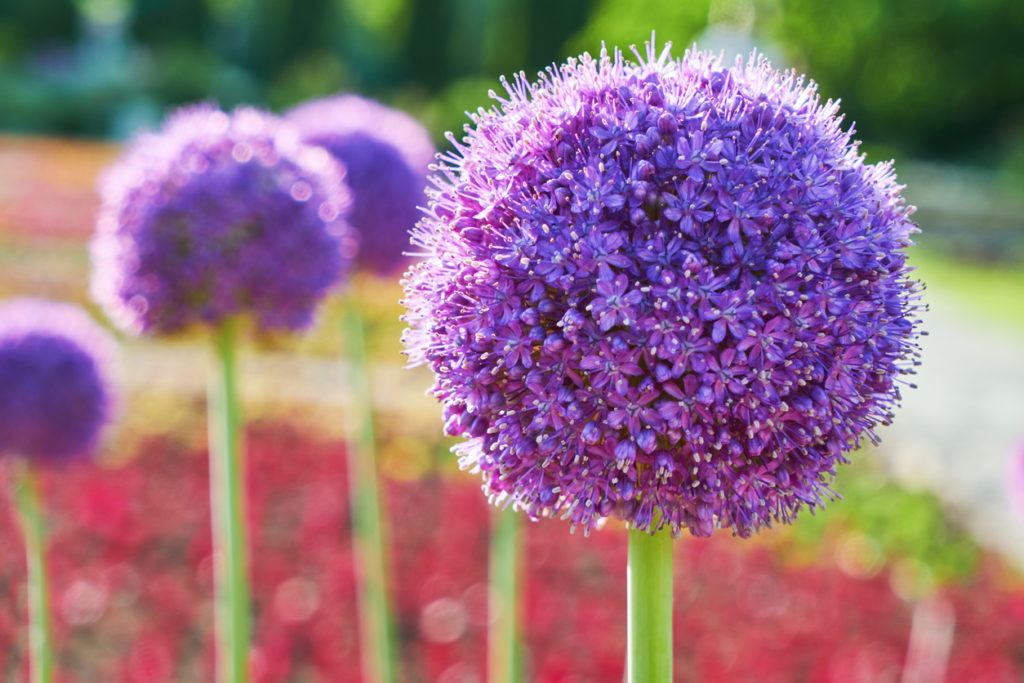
[
  {"xmin": 901, "ymin": 596, "xmax": 955, "ymax": 683},
  {"xmin": 15, "ymin": 463, "xmax": 53, "ymax": 683},
  {"xmin": 343, "ymin": 305, "xmax": 398, "ymax": 683},
  {"xmin": 489, "ymin": 506, "xmax": 521, "ymax": 683},
  {"xmin": 208, "ymin": 318, "xmax": 251, "ymax": 682},
  {"xmin": 627, "ymin": 524, "xmax": 673, "ymax": 683}
]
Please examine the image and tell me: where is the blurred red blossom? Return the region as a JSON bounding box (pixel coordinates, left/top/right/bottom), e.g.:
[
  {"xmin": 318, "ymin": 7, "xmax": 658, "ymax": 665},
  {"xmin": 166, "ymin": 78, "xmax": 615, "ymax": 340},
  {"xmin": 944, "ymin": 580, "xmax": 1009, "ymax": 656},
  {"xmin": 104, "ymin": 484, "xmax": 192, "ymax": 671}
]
[{"xmin": 0, "ymin": 423, "xmax": 1021, "ymax": 682}]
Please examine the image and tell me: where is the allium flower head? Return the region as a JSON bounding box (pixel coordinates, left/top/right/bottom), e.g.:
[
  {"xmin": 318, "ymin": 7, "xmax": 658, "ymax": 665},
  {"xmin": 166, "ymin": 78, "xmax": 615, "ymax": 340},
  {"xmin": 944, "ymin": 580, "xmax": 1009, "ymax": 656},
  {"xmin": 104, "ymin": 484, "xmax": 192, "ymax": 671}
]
[
  {"xmin": 0, "ymin": 298, "xmax": 117, "ymax": 464},
  {"xmin": 92, "ymin": 104, "xmax": 356, "ymax": 335},
  {"xmin": 403, "ymin": 43, "xmax": 922, "ymax": 537},
  {"xmin": 287, "ymin": 94, "xmax": 435, "ymax": 274}
]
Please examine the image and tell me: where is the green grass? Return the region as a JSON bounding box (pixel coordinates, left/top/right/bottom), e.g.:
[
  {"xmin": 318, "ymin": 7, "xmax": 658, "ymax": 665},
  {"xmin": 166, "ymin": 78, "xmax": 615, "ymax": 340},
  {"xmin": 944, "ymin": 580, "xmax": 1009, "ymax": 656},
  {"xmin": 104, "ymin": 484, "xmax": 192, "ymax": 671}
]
[
  {"xmin": 790, "ymin": 458, "xmax": 981, "ymax": 583},
  {"xmin": 910, "ymin": 244, "xmax": 1024, "ymax": 333}
]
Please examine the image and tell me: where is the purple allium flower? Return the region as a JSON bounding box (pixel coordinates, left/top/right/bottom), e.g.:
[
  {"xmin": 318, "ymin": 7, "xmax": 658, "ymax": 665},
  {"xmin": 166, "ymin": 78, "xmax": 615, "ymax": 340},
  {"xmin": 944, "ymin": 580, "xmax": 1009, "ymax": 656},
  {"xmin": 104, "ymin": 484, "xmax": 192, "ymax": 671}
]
[
  {"xmin": 402, "ymin": 44, "xmax": 923, "ymax": 537},
  {"xmin": 0, "ymin": 298, "xmax": 116, "ymax": 464},
  {"xmin": 92, "ymin": 104, "xmax": 356, "ymax": 335},
  {"xmin": 287, "ymin": 95, "xmax": 436, "ymax": 274}
]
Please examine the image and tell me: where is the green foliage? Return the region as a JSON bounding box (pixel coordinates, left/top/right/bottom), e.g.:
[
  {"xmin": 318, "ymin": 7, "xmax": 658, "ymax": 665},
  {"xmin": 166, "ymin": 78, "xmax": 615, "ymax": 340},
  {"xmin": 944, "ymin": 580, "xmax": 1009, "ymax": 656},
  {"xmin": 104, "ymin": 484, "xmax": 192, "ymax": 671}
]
[
  {"xmin": 565, "ymin": 0, "xmax": 709, "ymax": 57},
  {"xmin": 3, "ymin": 0, "xmax": 1023, "ymax": 171},
  {"xmin": 761, "ymin": 0, "xmax": 1024, "ymax": 162},
  {"xmin": 791, "ymin": 458, "xmax": 980, "ymax": 582}
]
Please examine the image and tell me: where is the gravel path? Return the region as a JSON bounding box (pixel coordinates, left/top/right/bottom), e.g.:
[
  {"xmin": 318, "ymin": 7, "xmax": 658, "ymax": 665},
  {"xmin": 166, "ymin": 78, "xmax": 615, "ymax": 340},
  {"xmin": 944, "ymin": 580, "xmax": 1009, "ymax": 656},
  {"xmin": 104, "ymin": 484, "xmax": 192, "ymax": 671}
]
[{"xmin": 878, "ymin": 285, "xmax": 1024, "ymax": 568}]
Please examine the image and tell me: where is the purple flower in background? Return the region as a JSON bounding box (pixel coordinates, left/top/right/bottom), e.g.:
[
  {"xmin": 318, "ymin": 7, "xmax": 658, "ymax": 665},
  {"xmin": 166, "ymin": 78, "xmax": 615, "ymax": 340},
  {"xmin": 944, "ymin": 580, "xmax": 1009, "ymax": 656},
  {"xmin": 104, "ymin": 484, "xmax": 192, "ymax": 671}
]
[
  {"xmin": 92, "ymin": 104, "xmax": 356, "ymax": 335},
  {"xmin": 0, "ymin": 299, "xmax": 116, "ymax": 463},
  {"xmin": 287, "ymin": 95, "xmax": 435, "ymax": 274},
  {"xmin": 403, "ymin": 44, "xmax": 923, "ymax": 537}
]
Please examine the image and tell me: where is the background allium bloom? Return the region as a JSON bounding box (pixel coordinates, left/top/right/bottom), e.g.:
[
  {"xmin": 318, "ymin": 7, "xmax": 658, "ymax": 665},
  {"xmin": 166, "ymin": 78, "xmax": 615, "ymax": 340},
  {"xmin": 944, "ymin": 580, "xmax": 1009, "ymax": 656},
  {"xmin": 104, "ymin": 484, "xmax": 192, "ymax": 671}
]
[
  {"xmin": 287, "ymin": 95, "xmax": 435, "ymax": 274},
  {"xmin": 92, "ymin": 104, "xmax": 356, "ymax": 335},
  {"xmin": 403, "ymin": 45, "xmax": 922, "ymax": 537},
  {"xmin": 0, "ymin": 298, "xmax": 116, "ymax": 463}
]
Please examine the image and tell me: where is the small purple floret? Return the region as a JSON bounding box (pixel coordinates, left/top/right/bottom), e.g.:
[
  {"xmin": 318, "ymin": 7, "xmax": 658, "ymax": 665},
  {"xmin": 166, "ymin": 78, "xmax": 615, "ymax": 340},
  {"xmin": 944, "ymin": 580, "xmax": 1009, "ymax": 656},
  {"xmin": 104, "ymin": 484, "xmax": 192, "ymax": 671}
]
[
  {"xmin": 0, "ymin": 299, "xmax": 116, "ymax": 464},
  {"xmin": 287, "ymin": 95, "xmax": 435, "ymax": 275},
  {"xmin": 92, "ymin": 104, "xmax": 356, "ymax": 335},
  {"xmin": 403, "ymin": 44, "xmax": 923, "ymax": 537}
]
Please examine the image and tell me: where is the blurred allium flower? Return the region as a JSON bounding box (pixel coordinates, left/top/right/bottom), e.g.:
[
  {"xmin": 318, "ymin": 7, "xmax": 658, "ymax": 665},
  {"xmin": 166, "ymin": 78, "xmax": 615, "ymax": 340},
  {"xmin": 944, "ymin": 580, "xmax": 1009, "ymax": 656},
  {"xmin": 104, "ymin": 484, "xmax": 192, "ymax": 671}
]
[
  {"xmin": 92, "ymin": 104, "xmax": 356, "ymax": 335},
  {"xmin": 0, "ymin": 298, "xmax": 116, "ymax": 463},
  {"xmin": 403, "ymin": 45, "xmax": 923, "ymax": 537},
  {"xmin": 287, "ymin": 95, "xmax": 435, "ymax": 274}
]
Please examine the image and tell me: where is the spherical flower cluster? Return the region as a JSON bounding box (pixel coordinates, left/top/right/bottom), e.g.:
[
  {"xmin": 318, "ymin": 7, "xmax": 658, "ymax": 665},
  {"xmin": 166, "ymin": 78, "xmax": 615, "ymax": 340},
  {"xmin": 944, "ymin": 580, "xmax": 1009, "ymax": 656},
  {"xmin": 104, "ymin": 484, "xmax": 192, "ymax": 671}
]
[
  {"xmin": 403, "ymin": 44, "xmax": 922, "ymax": 537},
  {"xmin": 92, "ymin": 104, "xmax": 356, "ymax": 335},
  {"xmin": 0, "ymin": 298, "xmax": 116, "ymax": 463},
  {"xmin": 287, "ymin": 95, "xmax": 435, "ymax": 274}
]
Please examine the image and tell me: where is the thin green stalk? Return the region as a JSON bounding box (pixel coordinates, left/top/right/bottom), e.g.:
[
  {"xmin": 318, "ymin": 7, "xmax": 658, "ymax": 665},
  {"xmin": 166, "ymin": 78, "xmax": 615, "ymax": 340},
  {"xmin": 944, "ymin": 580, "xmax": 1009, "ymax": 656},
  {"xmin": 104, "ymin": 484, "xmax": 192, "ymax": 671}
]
[
  {"xmin": 208, "ymin": 318, "xmax": 251, "ymax": 682},
  {"xmin": 627, "ymin": 523, "xmax": 673, "ymax": 683},
  {"xmin": 343, "ymin": 305, "xmax": 397, "ymax": 683},
  {"xmin": 15, "ymin": 464, "xmax": 53, "ymax": 683},
  {"xmin": 488, "ymin": 506, "xmax": 520, "ymax": 683}
]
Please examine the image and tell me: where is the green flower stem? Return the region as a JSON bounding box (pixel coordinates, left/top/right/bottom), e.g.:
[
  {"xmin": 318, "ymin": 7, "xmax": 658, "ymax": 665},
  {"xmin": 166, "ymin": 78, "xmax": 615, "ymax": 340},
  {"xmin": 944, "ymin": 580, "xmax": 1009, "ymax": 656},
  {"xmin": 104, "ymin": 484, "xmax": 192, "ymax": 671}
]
[
  {"xmin": 627, "ymin": 522, "xmax": 673, "ymax": 683},
  {"xmin": 489, "ymin": 506, "xmax": 520, "ymax": 683},
  {"xmin": 15, "ymin": 463, "xmax": 53, "ymax": 683},
  {"xmin": 343, "ymin": 306, "xmax": 397, "ymax": 683},
  {"xmin": 208, "ymin": 318, "xmax": 251, "ymax": 682}
]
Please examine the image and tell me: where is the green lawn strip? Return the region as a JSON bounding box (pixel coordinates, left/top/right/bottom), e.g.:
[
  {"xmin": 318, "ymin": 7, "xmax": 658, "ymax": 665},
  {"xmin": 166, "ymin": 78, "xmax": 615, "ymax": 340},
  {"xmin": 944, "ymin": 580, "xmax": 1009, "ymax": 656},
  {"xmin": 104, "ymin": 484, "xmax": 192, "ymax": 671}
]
[
  {"xmin": 910, "ymin": 244, "xmax": 1024, "ymax": 334},
  {"xmin": 788, "ymin": 457, "xmax": 981, "ymax": 583}
]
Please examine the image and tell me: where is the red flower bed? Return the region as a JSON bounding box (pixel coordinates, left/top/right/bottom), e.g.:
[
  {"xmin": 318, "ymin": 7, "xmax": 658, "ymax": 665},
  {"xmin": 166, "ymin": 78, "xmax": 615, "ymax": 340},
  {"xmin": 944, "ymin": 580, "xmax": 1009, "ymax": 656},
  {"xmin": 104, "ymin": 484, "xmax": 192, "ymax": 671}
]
[{"xmin": 0, "ymin": 423, "xmax": 1021, "ymax": 681}]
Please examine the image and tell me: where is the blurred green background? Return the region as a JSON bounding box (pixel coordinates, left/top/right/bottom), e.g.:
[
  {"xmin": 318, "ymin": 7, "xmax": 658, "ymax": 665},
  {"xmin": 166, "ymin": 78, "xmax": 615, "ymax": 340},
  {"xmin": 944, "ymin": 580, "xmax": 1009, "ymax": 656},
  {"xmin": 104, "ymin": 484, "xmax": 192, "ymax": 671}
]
[
  {"xmin": 0, "ymin": 0, "xmax": 1023, "ymax": 177},
  {"xmin": 5, "ymin": 0, "xmax": 1024, "ymax": 257}
]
